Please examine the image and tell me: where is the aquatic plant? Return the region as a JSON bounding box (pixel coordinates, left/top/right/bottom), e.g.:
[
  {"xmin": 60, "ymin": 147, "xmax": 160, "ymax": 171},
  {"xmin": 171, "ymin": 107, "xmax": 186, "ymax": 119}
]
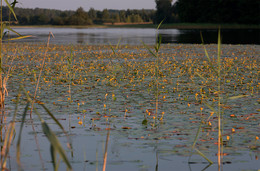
[
  {"xmin": 1, "ymin": 41, "xmax": 258, "ymax": 170},
  {"xmin": 0, "ymin": 15, "xmax": 258, "ymax": 170},
  {"xmin": 142, "ymin": 20, "xmax": 164, "ymax": 127},
  {"xmin": 0, "ymin": 0, "xmax": 31, "ymax": 108},
  {"xmin": 0, "ymin": 3, "xmax": 71, "ymax": 169}
]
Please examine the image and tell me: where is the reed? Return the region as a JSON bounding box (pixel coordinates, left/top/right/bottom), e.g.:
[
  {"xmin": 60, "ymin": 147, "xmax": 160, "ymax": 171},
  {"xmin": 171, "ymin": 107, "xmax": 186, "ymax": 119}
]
[
  {"xmin": 0, "ymin": 4, "xmax": 257, "ymax": 170},
  {"xmin": 142, "ymin": 19, "xmax": 164, "ymax": 127},
  {"xmin": 0, "ymin": 0, "xmax": 31, "ymax": 109},
  {"xmin": 189, "ymin": 30, "xmax": 223, "ymax": 167},
  {"xmin": 0, "ymin": 2, "xmax": 71, "ymax": 170},
  {"xmin": 189, "ymin": 29, "xmax": 252, "ymax": 170}
]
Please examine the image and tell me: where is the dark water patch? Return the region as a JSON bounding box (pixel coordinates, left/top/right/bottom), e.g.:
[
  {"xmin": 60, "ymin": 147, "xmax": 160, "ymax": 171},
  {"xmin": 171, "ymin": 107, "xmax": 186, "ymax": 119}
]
[
  {"xmin": 160, "ymin": 29, "xmax": 260, "ymax": 44},
  {"xmin": 6, "ymin": 27, "xmax": 260, "ymax": 45}
]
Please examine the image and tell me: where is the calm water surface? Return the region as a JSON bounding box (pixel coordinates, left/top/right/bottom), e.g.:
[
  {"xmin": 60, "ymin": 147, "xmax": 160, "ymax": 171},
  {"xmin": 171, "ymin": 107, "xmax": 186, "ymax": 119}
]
[
  {"xmin": 9, "ymin": 27, "xmax": 260, "ymax": 45},
  {"xmin": 4, "ymin": 28, "xmax": 260, "ymax": 171}
]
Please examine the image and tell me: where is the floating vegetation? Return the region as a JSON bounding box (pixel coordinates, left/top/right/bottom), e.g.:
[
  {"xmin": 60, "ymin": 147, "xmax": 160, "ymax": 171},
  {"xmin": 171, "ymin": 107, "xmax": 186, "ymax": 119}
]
[{"xmin": 1, "ymin": 41, "xmax": 259, "ymax": 170}]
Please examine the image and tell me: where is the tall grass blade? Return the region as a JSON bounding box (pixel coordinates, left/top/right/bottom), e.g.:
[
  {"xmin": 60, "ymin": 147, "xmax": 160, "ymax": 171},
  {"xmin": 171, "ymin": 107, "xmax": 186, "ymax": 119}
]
[
  {"xmin": 1, "ymin": 121, "xmax": 15, "ymax": 169},
  {"xmin": 228, "ymin": 95, "xmax": 249, "ymax": 100},
  {"xmin": 40, "ymin": 103, "xmax": 73, "ymax": 151},
  {"xmin": 201, "ymin": 163, "xmax": 213, "ymax": 171},
  {"xmin": 4, "ymin": 25, "xmax": 21, "ymax": 36},
  {"xmin": 40, "ymin": 103, "xmax": 65, "ymax": 131},
  {"xmin": 195, "ymin": 72, "xmax": 207, "ymax": 81},
  {"xmin": 109, "ymin": 37, "xmax": 121, "ymax": 55},
  {"xmin": 194, "ymin": 148, "xmax": 213, "ymax": 164},
  {"xmin": 3, "ymin": 0, "xmax": 17, "ymax": 20},
  {"xmin": 30, "ymin": 32, "xmax": 54, "ymax": 117},
  {"xmin": 141, "ymin": 41, "xmax": 157, "ymax": 57},
  {"xmin": 115, "ymin": 37, "xmax": 121, "ymax": 49},
  {"xmin": 217, "ymin": 28, "xmax": 222, "ymax": 171},
  {"xmin": 0, "ymin": 23, "xmax": 6, "ymax": 39},
  {"xmin": 6, "ymin": 35, "xmax": 33, "ymax": 41},
  {"xmin": 191, "ymin": 121, "xmax": 202, "ymax": 149},
  {"xmin": 11, "ymin": 0, "xmax": 18, "ymax": 8},
  {"xmin": 200, "ymin": 32, "xmax": 217, "ymax": 74},
  {"xmin": 42, "ymin": 121, "xmax": 72, "ymax": 170},
  {"xmin": 21, "ymin": 85, "xmax": 72, "ymax": 170},
  {"xmin": 156, "ymin": 19, "xmax": 164, "ymax": 30},
  {"xmin": 16, "ymin": 102, "xmax": 29, "ymax": 167},
  {"xmin": 50, "ymin": 144, "xmax": 57, "ymax": 171},
  {"xmin": 204, "ymin": 101, "xmax": 217, "ymax": 115},
  {"xmin": 102, "ymin": 127, "xmax": 110, "ymax": 171}
]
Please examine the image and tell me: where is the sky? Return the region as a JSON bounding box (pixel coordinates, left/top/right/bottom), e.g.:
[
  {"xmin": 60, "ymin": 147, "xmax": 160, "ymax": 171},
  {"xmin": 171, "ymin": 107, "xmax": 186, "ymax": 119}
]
[{"xmin": 14, "ymin": 0, "xmax": 168, "ymax": 11}]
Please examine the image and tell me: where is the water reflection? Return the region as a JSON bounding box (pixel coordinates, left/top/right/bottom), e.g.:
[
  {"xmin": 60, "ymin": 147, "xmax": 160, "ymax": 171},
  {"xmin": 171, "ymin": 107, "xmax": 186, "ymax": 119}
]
[
  {"xmin": 159, "ymin": 29, "xmax": 260, "ymax": 44},
  {"xmin": 8, "ymin": 27, "xmax": 260, "ymax": 45},
  {"xmin": 77, "ymin": 32, "xmax": 84, "ymax": 44}
]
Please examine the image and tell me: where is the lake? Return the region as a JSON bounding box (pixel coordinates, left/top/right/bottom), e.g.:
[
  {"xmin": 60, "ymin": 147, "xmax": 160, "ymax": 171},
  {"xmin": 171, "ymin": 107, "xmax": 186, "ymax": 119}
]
[
  {"xmin": 8, "ymin": 27, "xmax": 260, "ymax": 45},
  {"xmin": 2, "ymin": 28, "xmax": 260, "ymax": 171}
]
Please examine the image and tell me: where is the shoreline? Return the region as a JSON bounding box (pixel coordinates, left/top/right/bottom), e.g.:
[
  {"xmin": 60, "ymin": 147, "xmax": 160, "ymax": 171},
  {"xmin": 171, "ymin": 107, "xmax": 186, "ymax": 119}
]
[{"xmin": 10, "ymin": 23, "xmax": 260, "ymax": 30}]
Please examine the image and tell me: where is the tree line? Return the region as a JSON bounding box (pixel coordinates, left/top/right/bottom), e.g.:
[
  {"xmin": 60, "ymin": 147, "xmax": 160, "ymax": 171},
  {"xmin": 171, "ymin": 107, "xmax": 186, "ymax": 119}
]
[
  {"xmin": 2, "ymin": 6, "xmax": 155, "ymax": 25},
  {"xmin": 3, "ymin": 0, "xmax": 259, "ymax": 26},
  {"xmin": 155, "ymin": 0, "xmax": 260, "ymax": 24}
]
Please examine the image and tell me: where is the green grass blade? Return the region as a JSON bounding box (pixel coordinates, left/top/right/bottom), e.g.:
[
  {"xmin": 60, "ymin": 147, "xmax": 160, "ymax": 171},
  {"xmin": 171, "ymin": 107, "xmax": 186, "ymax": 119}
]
[
  {"xmin": 50, "ymin": 144, "xmax": 57, "ymax": 171},
  {"xmin": 109, "ymin": 37, "xmax": 121, "ymax": 55},
  {"xmin": 40, "ymin": 103, "xmax": 65, "ymax": 132},
  {"xmin": 156, "ymin": 19, "xmax": 165, "ymax": 30},
  {"xmin": 204, "ymin": 101, "xmax": 218, "ymax": 114},
  {"xmin": 1, "ymin": 122, "xmax": 16, "ymax": 168},
  {"xmin": 195, "ymin": 72, "xmax": 207, "ymax": 81},
  {"xmin": 141, "ymin": 41, "xmax": 157, "ymax": 57},
  {"xmin": 1, "ymin": 23, "xmax": 6, "ymax": 39},
  {"xmin": 115, "ymin": 37, "xmax": 121, "ymax": 49},
  {"xmin": 156, "ymin": 34, "xmax": 162, "ymax": 53},
  {"xmin": 225, "ymin": 65, "xmax": 233, "ymax": 75},
  {"xmin": 4, "ymin": 25, "xmax": 21, "ymax": 36},
  {"xmin": 109, "ymin": 42, "xmax": 116, "ymax": 54},
  {"xmin": 42, "ymin": 121, "xmax": 72, "ymax": 170},
  {"xmin": 16, "ymin": 102, "xmax": 29, "ymax": 165},
  {"xmin": 217, "ymin": 29, "xmax": 221, "ymax": 74},
  {"xmin": 228, "ymin": 95, "xmax": 249, "ymax": 100},
  {"xmin": 155, "ymin": 19, "xmax": 164, "ymax": 52},
  {"xmin": 20, "ymin": 72, "xmax": 72, "ymax": 169},
  {"xmin": 11, "ymin": 0, "xmax": 18, "ymax": 8},
  {"xmin": 5, "ymin": 35, "xmax": 33, "ymax": 41},
  {"xmin": 192, "ymin": 121, "xmax": 202, "ymax": 149},
  {"xmin": 200, "ymin": 32, "xmax": 217, "ymax": 74},
  {"xmin": 194, "ymin": 148, "xmax": 213, "ymax": 164},
  {"xmin": 4, "ymin": 0, "xmax": 17, "ymax": 20},
  {"xmin": 200, "ymin": 31, "xmax": 205, "ymax": 44}
]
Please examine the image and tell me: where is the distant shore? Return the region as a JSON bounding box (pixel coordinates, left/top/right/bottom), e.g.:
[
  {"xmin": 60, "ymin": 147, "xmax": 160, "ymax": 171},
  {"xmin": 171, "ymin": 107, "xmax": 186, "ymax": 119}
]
[
  {"xmin": 108, "ymin": 23, "xmax": 260, "ymax": 29},
  {"xmin": 10, "ymin": 23, "xmax": 260, "ymax": 30}
]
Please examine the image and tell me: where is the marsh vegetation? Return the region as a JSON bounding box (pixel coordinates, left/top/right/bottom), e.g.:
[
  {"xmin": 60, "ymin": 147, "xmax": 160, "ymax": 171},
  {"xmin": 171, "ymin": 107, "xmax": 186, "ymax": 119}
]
[
  {"xmin": 1, "ymin": 41, "xmax": 259, "ymax": 170},
  {"xmin": 0, "ymin": 1, "xmax": 259, "ymax": 170}
]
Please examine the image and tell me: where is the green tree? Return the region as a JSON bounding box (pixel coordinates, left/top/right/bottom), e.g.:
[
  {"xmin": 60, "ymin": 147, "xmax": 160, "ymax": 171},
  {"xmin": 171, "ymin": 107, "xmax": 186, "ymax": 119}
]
[
  {"xmin": 119, "ymin": 10, "xmax": 126, "ymax": 22},
  {"xmin": 88, "ymin": 8, "xmax": 97, "ymax": 20},
  {"xmin": 101, "ymin": 9, "xmax": 110, "ymax": 23},
  {"xmin": 113, "ymin": 13, "xmax": 120, "ymax": 23},
  {"xmin": 68, "ymin": 7, "xmax": 93, "ymax": 25},
  {"xmin": 52, "ymin": 16, "xmax": 64, "ymax": 25},
  {"xmin": 155, "ymin": 0, "xmax": 173, "ymax": 23}
]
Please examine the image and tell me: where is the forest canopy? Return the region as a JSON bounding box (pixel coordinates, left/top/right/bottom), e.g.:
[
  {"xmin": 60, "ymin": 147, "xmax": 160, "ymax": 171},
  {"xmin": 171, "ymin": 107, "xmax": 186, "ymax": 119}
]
[
  {"xmin": 2, "ymin": 6, "xmax": 155, "ymax": 25},
  {"xmin": 155, "ymin": 0, "xmax": 260, "ymax": 24},
  {"xmin": 3, "ymin": 0, "xmax": 260, "ymax": 25}
]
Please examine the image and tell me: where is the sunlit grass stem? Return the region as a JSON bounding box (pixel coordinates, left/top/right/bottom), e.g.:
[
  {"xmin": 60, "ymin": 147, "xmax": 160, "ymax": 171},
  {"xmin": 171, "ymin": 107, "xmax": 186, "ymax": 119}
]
[
  {"xmin": 142, "ymin": 19, "xmax": 164, "ymax": 126},
  {"xmin": 0, "ymin": 0, "xmax": 3, "ymax": 109},
  {"xmin": 217, "ymin": 29, "xmax": 222, "ymax": 171},
  {"xmin": 30, "ymin": 32, "xmax": 54, "ymax": 117},
  {"xmin": 102, "ymin": 126, "xmax": 110, "ymax": 171}
]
